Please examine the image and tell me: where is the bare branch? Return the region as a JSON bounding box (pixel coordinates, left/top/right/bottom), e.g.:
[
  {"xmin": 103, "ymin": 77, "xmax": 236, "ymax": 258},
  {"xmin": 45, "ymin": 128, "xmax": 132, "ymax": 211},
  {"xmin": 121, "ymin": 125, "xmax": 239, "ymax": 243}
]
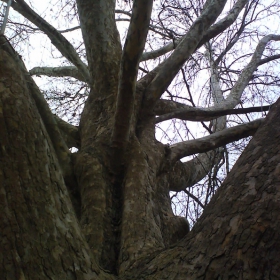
[
  {"xmin": 58, "ymin": 26, "xmax": 80, "ymax": 33},
  {"xmin": 154, "ymin": 99, "xmax": 190, "ymax": 114},
  {"xmin": 197, "ymin": 0, "xmax": 249, "ymax": 48},
  {"xmin": 140, "ymin": 42, "xmax": 177, "ymax": 62},
  {"xmin": 76, "ymin": 0, "xmax": 121, "ymax": 99},
  {"xmin": 155, "ymin": 34, "xmax": 280, "ymax": 122},
  {"xmin": 9, "ymin": 0, "xmax": 90, "ymax": 83},
  {"xmin": 155, "ymin": 104, "xmax": 271, "ymax": 123},
  {"xmin": 213, "ymin": 1, "xmax": 249, "ymax": 66},
  {"xmin": 143, "ymin": 0, "xmax": 227, "ymax": 109},
  {"xmin": 184, "ymin": 190, "xmax": 205, "ymax": 209},
  {"xmin": 258, "ymin": 54, "xmax": 280, "ymax": 66},
  {"xmin": 115, "ymin": 9, "xmax": 132, "ymax": 17},
  {"xmin": 140, "ymin": 0, "xmax": 248, "ymax": 62},
  {"xmin": 169, "ymin": 118, "xmax": 263, "ymax": 162},
  {"xmin": 29, "ymin": 66, "xmax": 87, "ymax": 82},
  {"xmin": 221, "ymin": 34, "xmax": 280, "ymax": 109}
]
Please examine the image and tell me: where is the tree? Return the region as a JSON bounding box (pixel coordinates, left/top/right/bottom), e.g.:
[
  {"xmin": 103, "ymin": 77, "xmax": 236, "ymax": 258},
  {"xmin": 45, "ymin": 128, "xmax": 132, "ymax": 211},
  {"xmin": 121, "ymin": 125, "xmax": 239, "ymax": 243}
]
[{"xmin": 1, "ymin": 0, "xmax": 280, "ymax": 278}]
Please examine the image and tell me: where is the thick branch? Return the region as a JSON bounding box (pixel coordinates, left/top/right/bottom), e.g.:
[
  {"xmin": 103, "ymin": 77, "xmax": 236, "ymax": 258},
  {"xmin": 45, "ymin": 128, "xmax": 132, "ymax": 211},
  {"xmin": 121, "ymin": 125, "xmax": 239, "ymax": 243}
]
[
  {"xmin": 154, "ymin": 34, "xmax": 280, "ymax": 119},
  {"xmin": 154, "ymin": 99, "xmax": 190, "ymax": 114},
  {"xmin": 76, "ymin": 0, "xmax": 121, "ymax": 85},
  {"xmin": 169, "ymin": 118, "xmax": 263, "ymax": 162},
  {"xmin": 140, "ymin": 42, "xmax": 177, "ymax": 62},
  {"xmin": 197, "ymin": 0, "xmax": 248, "ymax": 49},
  {"xmin": 140, "ymin": 0, "xmax": 248, "ymax": 62},
  {"xmin": 29, "ymin": 66, "xmax": 87, "ymax": 82},
  {"xmin": 111, "ymin": 0, "xmax": 153, "ymax": 172},
  {"xmin": 214, "ymin": 2, "xmax": 248, "ymax": 66},
  {"xmin": 54, "ymin": 115, "xmax": 80, "ymax": 149},
  {"xmin": 219, "ymin": 34, "xmax": 280, "ymax": 109},
  {"xmin": 126, "ymin": 98, "xmax": 280, "ymax": 279},
  {"xmin": 258, "ymin": 54, "xmax": 280, "ymax": 66},
  {"xmin": 165, "ymin": 47, "xmax": 227, "ymax": 192},
  {"xmin": 10, "ymin": 0, "xmax": 90, "ymax": 83},
  {"xmin": 167, "ymin": 152, "xmax": 219, "ymax": 192},
  {"xmin": 154, "ymin": 32, "xmax": 279, "ymax": 120},
  {"xmin": 137, "ymin": 0, "xmax": 248, "ymax": 115},
  {"xmin": 156, "ymin": 103, "xmax": 271, "ymax": 123},
  {"xmin": 143, "ymin": 0, "xmax": 227, "ymax": 109}
]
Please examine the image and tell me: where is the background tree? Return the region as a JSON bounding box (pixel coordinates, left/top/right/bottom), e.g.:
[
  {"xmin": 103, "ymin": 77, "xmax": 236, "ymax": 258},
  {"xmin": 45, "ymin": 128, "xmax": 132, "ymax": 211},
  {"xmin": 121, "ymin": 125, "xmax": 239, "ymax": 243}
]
[{"xmin": 0, "ymin": 0, "xmax": 280, "ymax": 278}]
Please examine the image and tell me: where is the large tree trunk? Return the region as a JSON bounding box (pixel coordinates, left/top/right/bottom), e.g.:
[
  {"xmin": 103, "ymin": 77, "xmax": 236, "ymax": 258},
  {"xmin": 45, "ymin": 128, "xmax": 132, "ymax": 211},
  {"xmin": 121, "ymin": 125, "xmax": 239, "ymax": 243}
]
[
  {"xmin": 122, "ymin": 102, "xmax": 280, "ymax": 279},
  {"xmin": 0, "ymin": 36, "xmax": 113, "ymax": 279},
  {"xmin": 1, "ymin": 31, "xmax": 280, "ymax": 280}
]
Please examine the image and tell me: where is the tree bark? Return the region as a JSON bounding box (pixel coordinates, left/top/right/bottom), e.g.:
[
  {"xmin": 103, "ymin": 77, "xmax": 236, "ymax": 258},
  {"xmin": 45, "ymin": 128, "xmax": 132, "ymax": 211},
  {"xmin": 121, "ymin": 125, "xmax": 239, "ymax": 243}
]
[
  {"xmin": 120, "ymin": 99, "xmax": 280, "ymax": 280},
  {"xmin": 1, "ymin": 0, "xmax": 280, "ymax": 278},
  {"xmin": 0, "ymin": 36, "xmax": 111, "ymax": 280}
]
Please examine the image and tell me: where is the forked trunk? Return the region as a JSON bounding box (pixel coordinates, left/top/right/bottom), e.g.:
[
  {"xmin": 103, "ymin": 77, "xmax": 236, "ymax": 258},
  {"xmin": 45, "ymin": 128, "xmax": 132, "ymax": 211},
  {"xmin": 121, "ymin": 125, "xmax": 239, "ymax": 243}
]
[{"xmin": 1, "ymin": 34, "xmax": 280, "ymax": 279}]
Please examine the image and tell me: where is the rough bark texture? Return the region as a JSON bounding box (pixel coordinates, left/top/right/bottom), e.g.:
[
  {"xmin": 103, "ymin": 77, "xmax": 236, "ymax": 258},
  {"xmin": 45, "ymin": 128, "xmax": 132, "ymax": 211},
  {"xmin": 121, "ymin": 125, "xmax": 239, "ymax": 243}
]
[
  {"xmin": 0, "ymin": 37, "xmax": 111, "ymax": 280},
  {"xmin": 1, "ymin": 0, "xmax": 280, "ymax": 279},
  {"xmin": 120, "ymin": 99, "xmax": 280, "ymax": 280}
]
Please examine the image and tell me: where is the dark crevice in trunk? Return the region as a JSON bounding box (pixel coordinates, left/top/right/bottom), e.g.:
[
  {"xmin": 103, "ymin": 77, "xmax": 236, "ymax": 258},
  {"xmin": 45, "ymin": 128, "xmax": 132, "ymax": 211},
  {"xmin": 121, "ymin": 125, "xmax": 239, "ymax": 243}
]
[
  {"xmin": 101, "ymin": 150, "xmax": 126, "ymax": 274},
  {"xmin": 107, "ymin": 175, "xmax": 124, "ymax": 275}
]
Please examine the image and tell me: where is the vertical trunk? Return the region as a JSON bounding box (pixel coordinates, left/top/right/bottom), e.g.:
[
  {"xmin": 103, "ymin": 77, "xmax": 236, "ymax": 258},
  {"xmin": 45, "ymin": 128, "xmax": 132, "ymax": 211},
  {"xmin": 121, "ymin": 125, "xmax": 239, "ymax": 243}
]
[
  {"xmin": 74, "ymin": 0, "xmax": 122, "ymax": 272},
  {"xmin": 0, "ymin": 37, "xmax": 111, "ymax": 280},
  {"xmin": 118, "ymin": 123, "xmax": 190, "ymax": 273}
]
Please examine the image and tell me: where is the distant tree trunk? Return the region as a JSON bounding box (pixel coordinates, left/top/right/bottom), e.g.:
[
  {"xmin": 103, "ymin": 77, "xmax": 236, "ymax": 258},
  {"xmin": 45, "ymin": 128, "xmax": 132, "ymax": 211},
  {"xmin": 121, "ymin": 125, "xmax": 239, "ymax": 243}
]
[{"xmin": 1, "ymin": 28, "xmax": 280, "ymax": 280}]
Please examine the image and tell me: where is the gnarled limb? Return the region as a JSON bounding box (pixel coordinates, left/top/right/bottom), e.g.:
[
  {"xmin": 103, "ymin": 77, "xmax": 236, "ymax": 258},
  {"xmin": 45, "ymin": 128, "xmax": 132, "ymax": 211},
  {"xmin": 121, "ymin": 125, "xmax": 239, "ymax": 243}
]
[
  {"xmin": 141, "ymin": 41, "xmax": 178, "ymax": 62},
  {"xmin": 166, "ymin": 152, "xmax": 220, "ymax": 192},
  {"xmin": 0, "ymin": 37, "xmax": 113, "ymax": 279},
  {"xmin": 154, "ymin": 99, "xmax": 191, "ymax": 115},
  {"xmin": 122, "ymin": 97, "xmax": 280, "ymax": 280},
  {"xmin": 0, "ymin": 34, "xmax": 84, "ymax": 225}
]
